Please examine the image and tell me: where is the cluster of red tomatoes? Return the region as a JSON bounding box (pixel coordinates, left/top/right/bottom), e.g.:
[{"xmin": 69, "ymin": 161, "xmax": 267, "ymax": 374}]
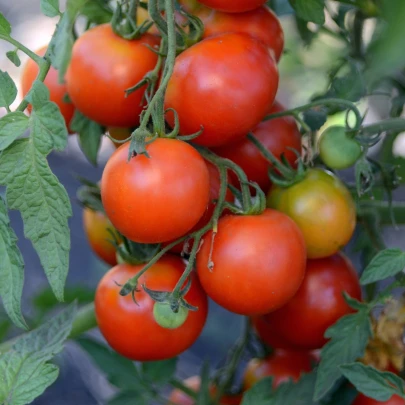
[{"xmin": 20, "ymin": 0, "xmax": 397, "ymax": 404}]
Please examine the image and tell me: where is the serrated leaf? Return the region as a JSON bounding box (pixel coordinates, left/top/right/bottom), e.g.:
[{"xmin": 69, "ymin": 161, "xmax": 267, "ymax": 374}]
[
  {"xmin": 0, "ymin": 12, "xmax": 11, "ymax": 36},
  {"xmin": 76, "ymin": 337, "xmax": 139, "ymax": 389},
  {"xmin": 30, "ymin": 101, "xmax": 68, "ymax": 154},
  {"xmin": 0, "ymin": 303, "xmax": 76, "ymax": 405},
  {"xmin": 0, "ymin": 139, "xmax": 71, "ymax": 302},
  {"xmin": 70, "ymin": 111, "xmax": 103, "ymax": 166},
  {"xmin": 339, "ymin": 363, "xmax": 405, "ymax": 402},
  {"xmin": 360, "ymin": 249, "xmax": 405, "ymax": 285},
  {"xmin": 25, "ymin": 80, "xmax": 50, "ymax": 110},
  {"xmin": 289, "ymin": 0, "xmax": 325, "ymax": 24},
  {"xmin": 142, "ymin": 358, "xmax": 178, "ymax": 384},
  {"xmin": 40, "ymin": 0, "xmax": 60, "ymax": 17},
  {"xmin": 6, "ymin": 51, "xmax": 21, "ymax": 67},
  {"xmin": 314, "ymin": 307, "xmax": 373, "ymax": 401},
  {"xmin": 0, "ymin": 112, "xmax": 29, "ymax": 151},
  {"xmin": 0, "ymin": 196, "xmax": 27, "ymax": 330},
  {"xmin": 303, "ymin": 109, "xmax": 327, "ymax": 131},
  {"xmin": 0, "ymin": 71, "xmax": 17, "ymax": 108}
]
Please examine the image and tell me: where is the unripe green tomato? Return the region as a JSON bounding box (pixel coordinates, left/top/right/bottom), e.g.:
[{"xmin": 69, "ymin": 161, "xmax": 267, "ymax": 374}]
[
  {"xmin": 318, "ymin": 126, "xmax": 362, "ymax": 170},
  {"xmin": 153, "ymin": 302, "xmax": 189, "ymax": 329}
]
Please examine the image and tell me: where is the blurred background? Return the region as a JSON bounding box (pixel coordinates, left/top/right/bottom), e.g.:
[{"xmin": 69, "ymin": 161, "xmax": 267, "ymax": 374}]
[{"xmin": 0, "ymin": 0, "xmax": 404, "ymax": 404}]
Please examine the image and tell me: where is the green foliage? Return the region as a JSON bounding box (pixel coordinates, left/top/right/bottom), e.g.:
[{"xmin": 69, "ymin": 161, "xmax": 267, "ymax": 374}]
[
  {"xmin": 0, "ymin": 12, "xmax": 11, "ymax": 36},
  {"xmin": 40, "ymin": 0, "xmax": 61, "ymax": 18},
  {"xmin": 289, "ymin": 0, "xmax": 325, "ymax": 24},
  {"xmin": 0, "ymin": 113, "xmax": 29, "ymax": 151},
  {"xmin": 0, "ymin": 71, "xmax": 17, "ymax": 109},
  {"xmin": 6, "ymin": 51, "xmax": 21, "ymax": 67}
]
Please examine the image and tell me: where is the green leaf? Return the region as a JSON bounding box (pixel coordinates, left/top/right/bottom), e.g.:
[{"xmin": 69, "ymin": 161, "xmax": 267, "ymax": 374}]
[
  {"xmin": 70, "ymin": 111, "xmax": 103, "ymax": 166},
  {"xmin": 303, "ymin": 109, "xmax": 327, "ymax": 131},
  {"xmin": 0, "ymin": 112, "xmax": 29, "ymax": 151},
  {"xmin": 41, "ymin": 0, "xmax": 60, "ymax": 17},
  {"xmin": 0, "ymin": 139, "xmax": 72, "ymax": 302},
  {"xmin": 0, "ymin": 12, "xmax": 11, "ymax": 36},
  {"xmin": 76, "ymin": 337, "xmax": 140, "ymax": 389},
  {"xmin": 295, "ymin": 17, "xmax": 317, "ymax": 46},
  {"xmin": 313, "ymin": 306, "xmax": 373, "ymax": 401},
  {"xmin": 0, "ymin": 196, "xmax": 27, "ymax": 330},
  {"xmin": 241, "ymin": 377, "xmax": 275, "ymax": 405},
  {"xmin": 6, "ymin": 51, "xmax": 21, "ymax": 67},
  {"xmin": 0, "ymin": 71, "xmax": 17, "ymax": 109},
  {"xmin": 30, "ymin": 101, "xmax": 68, "ymax": 154},
  {"xmin": 25, "ymin": 80, "xmax": 50, "ymax": 110},
  {"xmin": 360, "ymin": 248, "xmax": 405, "ymax": 285},
  {"xmin": 339, "ymin": 363, "xmax": 405, "ymax": 402},
  {"xmin": 80, "ymin": 0, "xmax": 113, "ymax": 24},
  {"xmin": 0, "ymin": 303, "xmax": 76, "ymax": 405},
  {"xmin": 108, "ymin": 391, "xmax": 150, "ymax": 405},
  {"xmin": 142, "ymin": 358, "xmax": 178, "ymax": 384},
  {"xmin": 289, "ymin": 0, "xmax": 325, "ymax": 24}
]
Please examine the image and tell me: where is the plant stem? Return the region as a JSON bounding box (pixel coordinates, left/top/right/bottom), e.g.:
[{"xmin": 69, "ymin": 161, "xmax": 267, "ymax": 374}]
[
  {"xmin": 0, "ymin": 303, "xmax": 97, "ymax": 354},
  {"xmin": 169, "ymin": 378, "xmax": 198, "ymax": 400},
  {"xmin": 355, "ymin": 118, "xmax": 405, "ymax": 137}
]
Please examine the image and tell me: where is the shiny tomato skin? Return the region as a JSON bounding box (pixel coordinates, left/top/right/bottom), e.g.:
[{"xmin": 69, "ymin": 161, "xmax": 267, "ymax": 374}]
[
  {"xmin": 353, "ymin": 394, "xmax": 405, "ymax": 405},
  {"xmin": 165, "ymin": 33, "xmax": 278, "ymax": 147},
  {"xmin": 101, "ymin": 138, "xmax": 210, "ymax": 243},
  {"xmin": 202, "ymin": 6, "xmax": 284, "ymax": 61},
  {"xmin": 83, "ymin": 208, "xmax": 118, "ymax": 266},
  {"xmin": 95, "ymin": 255, "xmax": 208, "ymax": 361},
  {"xmin": 169, "ymin": 376, "xmax": 242, "ymax": 405},
  {"xmin": 267, "ymin": 168, "xmax": 356, "ymax": 259},
  {"xmin": 21, "ymin": 46, "xmax": 75, "ymax": 132},
  {"xmin": 197, "ymin": 0, "xmax": 267, "ymax": 13},
  {"xmin": 213, "ymin": 102, "xmax": 301, "ymax": 193},
  {"xmin": 243, "ymin": 350, "xmax": 312, "ymax": 390},
  {"xmin": 66, "ymin": 24, "xmax": 159, "ymax": 127},
  {"xmin": 255, "ymin": 253, "xmax": 362, "ymax": 350},
  {"xmin": 196, "ymin": 209, "xmax": 306, "ymax": 315}
]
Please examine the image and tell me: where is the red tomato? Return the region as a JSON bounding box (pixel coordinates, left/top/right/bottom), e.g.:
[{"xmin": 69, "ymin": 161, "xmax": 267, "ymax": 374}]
[
  {"xmin": 101, "ymin": 138, "xmax": 210, "ymax": 243},
  {"xmin": 196, "ymin": 209, "xmax": 306, "ymax": 315},
  {"xmin": 95, "ymin": 255, "xmax": 208, "ymax": 361},
  {"xmin": 169, "ymin": 376, "xmax": 242, "ymax": 405},
  {"xmin": 21, "ymin": 46, "xmax": 75, "ymax": 132},
  {"xmin": 213, "ymin": 102, "xmax": 301, "ymax": 193},
  {"xmin": 243, "ymin": 350, "xmax": 313, "ymax": 390},
  {"xmin": 165, "ymin": 33, "xmax": 278, "ymax": 147},
  {"xmin": 83, "ymin": 208, "xmax": 118, "ymax": 266},
  {"xmin": 66, "ymin": 24, "xmax": 159, "ymax": 127},
  {"xmin": 197, "ymin": 0, "xmax": 267, "ymax": 13},
  {"xmin": 353, "ymin": 394, "xmax": 405, "ymax": 405},
  {"xmin": 254, "ymin": 253, "xmax": 362, "ymax": 350},
  {"xmin": 202, "ymin": 6, "xmax": 284, "ymax": 61}
]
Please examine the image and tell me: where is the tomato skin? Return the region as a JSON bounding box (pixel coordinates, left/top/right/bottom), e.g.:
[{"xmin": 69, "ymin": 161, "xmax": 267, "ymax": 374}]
[
  {"xmin": 197, "ymin": 0, "xmax": 267, "ymax": 13},
  {"xmin": 21, "ymin": 46, "xmax": 75, "ymax": 132},
  {"xmin": 107, "ymin": 127, "xmax": 132, "ymax": 148},
  {"xmin": 83, "ymin": 208, "xmax": 118, "ymax": 266},
  {"xmin": 66, "ymin": 24, "xmax": 159, "ymax": 127},
  {"xmin": 95, "ymin": 255, "xmax": 208, "ymax": 361},
  {"xmin": 243, "ymin": 350, "xmax": 312, "ymax": 390},
  {"xmin": 202, "ymin": 6, "xmax": 284, "ymax": 61},
  {"xmin": 353, "ymin": 394, "xmax": 405, "ymax": 405},
  {"xmin": 213, "ymin": 102, "xmax": 301, "ymax": 193},
  {"xmin": 196, "ymin": 209, "xmax": 306, "ymax": 315},
  {"xmin": 267, "ymin": 168, "xmax": 356, "ymax": 259},
  {"xmin": 165, "ymin": 33, "xmax": 278, "ymax": 147},
  {"xmin": 254, "ymin": 253, "xmax": 362, "ymax": 350},
  {"xmin": 101, "ymin": 138, "xmax": 210, "ymax": 243},
  {"xmin": 169, "ymin": 376, "xmax": 242, "ymax": 405}
]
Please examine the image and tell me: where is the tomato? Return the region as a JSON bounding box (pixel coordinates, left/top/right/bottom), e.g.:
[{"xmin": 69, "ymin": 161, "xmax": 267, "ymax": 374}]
[
  {"xmin": 107, "ymin": 127, "xmax": 132, "ymax": 148},
  {"xmin": 202, "ymin": 6, "xmax": 284, "ymax": 61},
  {"xmin": 213, "ymin": 102, "xmax": 301, "ymax": 193},
  {"xmin": 83, "ymin": 208, "xmax": 118, "ymax": 266},
  {"xmin": 267, "ymin": 168, "xmax": 356, "ymax": 259},
  {"xmin": 318, "ymin": 126, "xmax": 362, "ymax": 170},
  {"xmin": 254, "ymin": 253, "xmax": 362, "ymax": 350},
  {"xmin": 153, "ymin": 302, "xmax": 189, "ymax": 329},
  {"xmin": 353, "ymin": 394, "xmax": 405, "ymax": 405},
  {"xmin": 243, "ymin": 350, "xmax": 313, "ymax": 390},
  {"xmin": 196, "ymin": 0, "xmax": 267, "ymax": 13},
  {"xmin": 95, "ymin": 255, "xmax": 208, "ymax": 361},
  {"xmin": 101, "ymin": 138, "xmax": 210, "ymax": 243},
  {"xmin": 165, "ymin": 33, "xmax": 278, "ymax": 147},
  {"xmin": 168, "ymin": 376, "xmax": 242, "ymax": 405},
  {"xmin": 196, "ymin": 209, "xmax": 306, "ymax": 315},
  {"xmin": 21, "ymin": 46, "xmax": 75, "ymax": 132},
  {"xmin": 66, "ymin": 24, "xmax": 159, "ymax": 127}
]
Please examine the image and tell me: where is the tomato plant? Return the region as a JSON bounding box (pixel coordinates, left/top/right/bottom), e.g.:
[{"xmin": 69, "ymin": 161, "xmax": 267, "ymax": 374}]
[
  {"xmin": 196, "ymin": 0, "xmax": 267, "ymax": 13},
  {"xmin": 95, "ymin": 255, "xmax": 208, "ymax": 361}
]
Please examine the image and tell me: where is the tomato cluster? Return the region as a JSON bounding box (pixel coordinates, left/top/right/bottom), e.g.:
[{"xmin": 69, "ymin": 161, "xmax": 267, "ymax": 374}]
[{"xmin": 20, "ymin": 0, "xmax": 366, "ymax": 399}]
